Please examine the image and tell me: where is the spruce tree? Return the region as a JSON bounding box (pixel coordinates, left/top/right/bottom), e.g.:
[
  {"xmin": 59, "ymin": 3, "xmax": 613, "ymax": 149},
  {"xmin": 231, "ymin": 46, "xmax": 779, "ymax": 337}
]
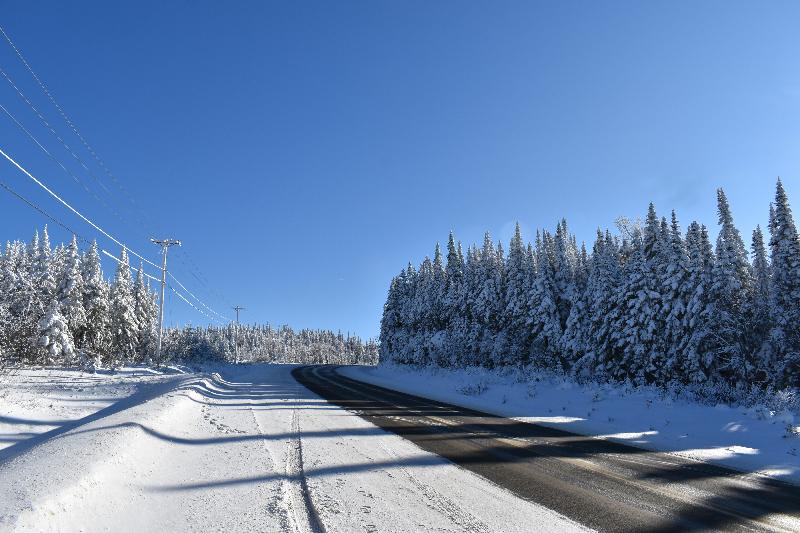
[
  {"xmin": 610, "ymin": 229, "xmax": 652, "ymax": 384},
  {"xmin": 575, "ymin": 230, "xmax": 621, "ymax": 380},
  {"xmin": 56, "ymin": 236, "xmax": 87, "ymax": 351},
  {"xmin": 661, "ymin": 212, "xmax": 690, "ymax": 382},
  {"xmin": 82, "ymin": 240, "xmax": 111, "ymax": 365},
  {"xmin": 708, "ymin": 189, "xmax": 753, "ymax": 385},
  {"xmin": 109, "ymin": 247, "xmax": 138, "ymax": 365},
  {"xmin": 768, "ymin": 180, "xmax": 800, "ymax": 387},
  {"xmin": 683, "ymin": 223, "xmax": 715, "ymax": 383},
  {"xmin": 749, "ymin": 225, "xmax": 772, "ymax": 380},
  {"xmin": 444, "ymin": 232, "xmax": 467, "ymax": 366},
  {"xmin": 503, "ymin": 223, "xmax": 531, "ymax": 365},
  {"xmin": 36, "ymin": 299, "xmax": 74, "ymax": 365},
  {"xmin": 133, "ymin": 264, "xmax": 155, "ymax": 362},
  {"xmin": 529, "ymin": 230, "xmax": 561, "ymax": 369}
]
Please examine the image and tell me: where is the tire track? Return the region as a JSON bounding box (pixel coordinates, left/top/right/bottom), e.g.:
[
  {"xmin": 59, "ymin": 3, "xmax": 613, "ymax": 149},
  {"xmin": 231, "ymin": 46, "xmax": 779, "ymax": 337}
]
[
  {"xmin": 250, "ymin": 401, "xmax": 293, "ymax": 532},
  {"xmin": 293, "ymin": 365, "xmax": 800, "ymax": 533},
  {"xmin": 286, "ymin": 407, "xmax": 326, "ymax": 533},
  {"xmin": 376, "ymin": 440, "xmax": 491, "ymax": 533}
]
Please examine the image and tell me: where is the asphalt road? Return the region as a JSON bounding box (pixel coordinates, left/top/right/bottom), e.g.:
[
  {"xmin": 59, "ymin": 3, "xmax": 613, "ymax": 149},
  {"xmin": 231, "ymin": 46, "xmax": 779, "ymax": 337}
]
[{"xmin": 292, "ymin": 365, "xmax": 800, "ymax": 533}]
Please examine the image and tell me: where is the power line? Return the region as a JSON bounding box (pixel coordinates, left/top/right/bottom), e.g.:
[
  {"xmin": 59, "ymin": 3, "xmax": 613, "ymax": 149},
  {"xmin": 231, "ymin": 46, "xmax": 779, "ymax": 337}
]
[
  {"xmin": 101, "ymin": 249, "xmax": 161, "ymax": 283},
  {"xmin": 0, "ymin": 178, "xmax": 87, "ymax": 244},
  {"xmin": 168, "ymin": 270, "xmax": 231, "ymax": 321},
  {"xmin": 0, "ymin": 24, "xmax": 153, "ymax": 232},
  {"xmin": 0, "ymin": 146, "xmax": 227, "ymax": 323},
  {"xmin": 0, "ymin": 82, "xmax": 229, "ymax": 322},
  {"xmin": 173, "ymin": 248, "xmax": 234, "ymax": 308},
  {"xmin": 0, "ymin": 99, "xmax": 132, "ymax": 229},
  {"xmin": 0, "ymin": 26, "xmax": 234, "ymax": 322},
  {"xmin": 169, "ymin": 285, "xmax": 220, "ymax": 324},
  {"xmin": 0, "ymin": 65, "xmax": 113, "ymax": 198},
  {"xmin": 0, "ymin": 144, "xmax": 162, "ymax": 270},
  {"xmin": 0, "ymin": 176, "xmax": 165, "ymax": 286}
]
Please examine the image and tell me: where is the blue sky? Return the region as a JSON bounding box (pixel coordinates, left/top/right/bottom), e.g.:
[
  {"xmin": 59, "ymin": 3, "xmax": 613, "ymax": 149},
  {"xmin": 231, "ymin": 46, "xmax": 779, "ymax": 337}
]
[{"xmin": 1, "ymin": 2, "xmax": 799, "ymax": 338}]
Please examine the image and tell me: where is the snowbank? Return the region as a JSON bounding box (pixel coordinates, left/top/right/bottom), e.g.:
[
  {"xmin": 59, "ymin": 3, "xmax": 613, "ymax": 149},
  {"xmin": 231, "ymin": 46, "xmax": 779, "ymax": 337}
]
[
  {"xmin": 340, "ymin": 364, "xmax": 800, "ymax": 485},
  {"xmin": 0, "ymin": 366, "xmax": 188, "ymax": 454}
]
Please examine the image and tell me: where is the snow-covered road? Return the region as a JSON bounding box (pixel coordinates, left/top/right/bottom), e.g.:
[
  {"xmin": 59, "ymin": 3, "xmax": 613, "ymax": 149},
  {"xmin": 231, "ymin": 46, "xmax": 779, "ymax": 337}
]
[{"xmin": 0, "ymin": 365, "xmax": 583, "ymax": 532}]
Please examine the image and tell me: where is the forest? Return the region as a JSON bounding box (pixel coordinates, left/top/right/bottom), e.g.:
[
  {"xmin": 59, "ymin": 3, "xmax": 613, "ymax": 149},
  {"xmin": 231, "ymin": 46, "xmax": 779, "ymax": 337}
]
[
  {"xmin": 379, "ymin": 181, "xmax": 800, "ymax": 400},
  {"xmin": 0, "ymin": 227, "xmax": 377, "ymax": 368}
]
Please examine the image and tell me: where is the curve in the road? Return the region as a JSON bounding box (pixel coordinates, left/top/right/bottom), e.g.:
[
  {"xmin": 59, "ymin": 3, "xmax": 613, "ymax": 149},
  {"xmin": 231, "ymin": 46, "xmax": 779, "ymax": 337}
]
[{"xmin": 292, "ymin": 365, "xmax": 800, "ymax": 533}]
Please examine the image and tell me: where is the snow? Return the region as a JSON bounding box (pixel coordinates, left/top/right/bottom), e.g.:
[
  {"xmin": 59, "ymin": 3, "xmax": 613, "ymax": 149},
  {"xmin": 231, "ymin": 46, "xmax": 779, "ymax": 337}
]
[
  {"xmin": 0, "ymin": 364, "xmax": 585, "ymax": 532},
  {"xmin": 0, "ymin": 366, "xmax": 184, "ymax": 453},
  {"xmin": 341, "ymin": 363, "xmax": 800, "ymax": 485}
]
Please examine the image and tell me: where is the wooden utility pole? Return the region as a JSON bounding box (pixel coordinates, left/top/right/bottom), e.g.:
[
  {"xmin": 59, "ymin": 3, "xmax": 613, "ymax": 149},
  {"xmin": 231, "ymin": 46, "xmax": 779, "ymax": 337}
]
[
  {"xmin": 151, "ymin": 238, "xmax": 181, "ymax": 364},
  {"xmin": 232, "ymin": 305, "xmax": 245, "ymax": 364}
]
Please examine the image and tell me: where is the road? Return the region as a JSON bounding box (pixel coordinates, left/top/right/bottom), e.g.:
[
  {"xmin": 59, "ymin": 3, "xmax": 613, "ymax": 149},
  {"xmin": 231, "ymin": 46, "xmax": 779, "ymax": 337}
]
[
  {"xmin": 0, "ymin": 364, "xmax": 582, "ymax": 533},
  {"xmin": 293, "ymin": 365, "xmax": 800, "ymax": 533}
]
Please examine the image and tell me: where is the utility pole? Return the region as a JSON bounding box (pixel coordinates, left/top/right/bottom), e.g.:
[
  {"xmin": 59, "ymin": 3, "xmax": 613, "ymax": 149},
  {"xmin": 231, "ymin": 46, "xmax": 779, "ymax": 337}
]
[
  {"xmin": 151, "ymin": 238, "xmax": 181, "ymax": 364},
  {"xmin": 232, "ymin": 306, "xmax": 245, "ymax": 364}
]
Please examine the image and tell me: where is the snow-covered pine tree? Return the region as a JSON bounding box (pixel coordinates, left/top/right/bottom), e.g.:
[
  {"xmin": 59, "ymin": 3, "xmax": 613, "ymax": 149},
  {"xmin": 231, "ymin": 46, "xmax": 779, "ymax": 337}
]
[
  {"xmin": 37, "ymin": 226, "xmax": 56, "ymax": 302},
  {"xmin": 502, "ymin": 223, "xmax": 532, "ymax": 365},
  {"xmin": 379, "ymin": 272, "xmax": 403, "ymax": 364},
  {"xmin": 573, "ymin": 230, "xmax": 621, "ymax": 380},
  {"xmin": 682, "ymin": 223, "xmax": 715, "ymax": 383},
  {"xmin": 767, "ymin": 180, "xmax": 800, "ymax": 387},
  {"xmin": 561, "ymin": 238, "xmax": 590, "ymax": 371},
  {"xmin": 529, "ymin": 230, "xmax": 562, "ymax": 369},
  {"xmin": 749, "ymin": 225, "xmax": 772, "ymax": 381},
  {"xmin": 661, "ymin": 212, "xmax": 691, "ymax": 383},
  {"xmin": 609, "ymin": 227, "xmax": 653, "ymax": 384},
  {"xmin": 468, "ymin": 233, "xmax": 504, "ymax": 366},
  {"xmin": 56, "ymin": 235, "xmax": 87, "ymax": 356},
  {"xmin": 0, "ymin": 242, "xmax": 34, "ymax": 361},
  {"xmin": 461, "ymin": 245, "xmax": 483, "ymax": 366},
  {"xmin": 15, "ymin": 231, "xmax": 48, "ymax": 363},
  {"xmin": 36, "ymin": 299, "xmax": 74, "ymax": 364},
  {"xmin": 491, "ymin": 239, "xmax": 510, "ymax": 365},
  {"xmin": 553, "ymin": 219, "xmax": 577, "ymax": 335},
  {"xmin": 429, "ymin": 243, "xmax": 448, "ymax": 364},
  {"xmin": 396, "ymin": 263, "xmax": 418, "ymax": 364},
  {"xmin": 612, "ymin": 205, "xmax": 665, "ymax": 384},
  {"xmin": 109, "ymin": 247, "xmax": 138, "ymax": 365},
  {"xmin": 133, "ymin": 264, "xmax": 155, "ymax": 363},
  {"xmin": 705, "ymin": 189, "xmax": 752, "ymax": 385},
  {"xmin": 82, "ymin": 240, "xmax": 111, "ymax": 366},
  {"xmin": 444, "ymin": 232, "xmax": 468, "ymax": 366}
]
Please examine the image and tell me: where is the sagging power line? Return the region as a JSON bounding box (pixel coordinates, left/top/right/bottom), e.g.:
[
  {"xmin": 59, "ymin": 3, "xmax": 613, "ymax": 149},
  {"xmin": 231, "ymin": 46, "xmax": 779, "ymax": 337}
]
[
  {"xmin": 0, "ymin": 25, "xmax": 233, "ymax": 326},
  {"xmin": 0, "ymin": 25, "xmax": 229, "ymax": 314},
  {"xmin": 0, "ymin": 155, "xmax": 218, "ymax": 324}
]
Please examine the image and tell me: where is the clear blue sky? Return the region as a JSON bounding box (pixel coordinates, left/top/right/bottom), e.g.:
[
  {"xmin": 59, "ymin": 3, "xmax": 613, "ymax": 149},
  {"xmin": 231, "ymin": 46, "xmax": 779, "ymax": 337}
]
[{"xmin": 1, "ymin": 2, "xmax": 799, "ymax": 338}]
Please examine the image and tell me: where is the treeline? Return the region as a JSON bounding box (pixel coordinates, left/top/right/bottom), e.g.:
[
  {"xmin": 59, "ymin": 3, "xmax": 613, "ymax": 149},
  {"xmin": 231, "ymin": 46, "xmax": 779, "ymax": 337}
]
[
  {"xmin": 163, "ymin": 324, "xmax": 378, "ymax": 365},
  {"xmin": 0, "ymin": 227, "xmax": 377, "ymax": 368},
  {"xmin": 380, "ymin": 181, "xmax": 800, "ymax": 397},
  {"xmin": 0, "ymin": 227, "xmax": 158, "ymax": 368}
]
